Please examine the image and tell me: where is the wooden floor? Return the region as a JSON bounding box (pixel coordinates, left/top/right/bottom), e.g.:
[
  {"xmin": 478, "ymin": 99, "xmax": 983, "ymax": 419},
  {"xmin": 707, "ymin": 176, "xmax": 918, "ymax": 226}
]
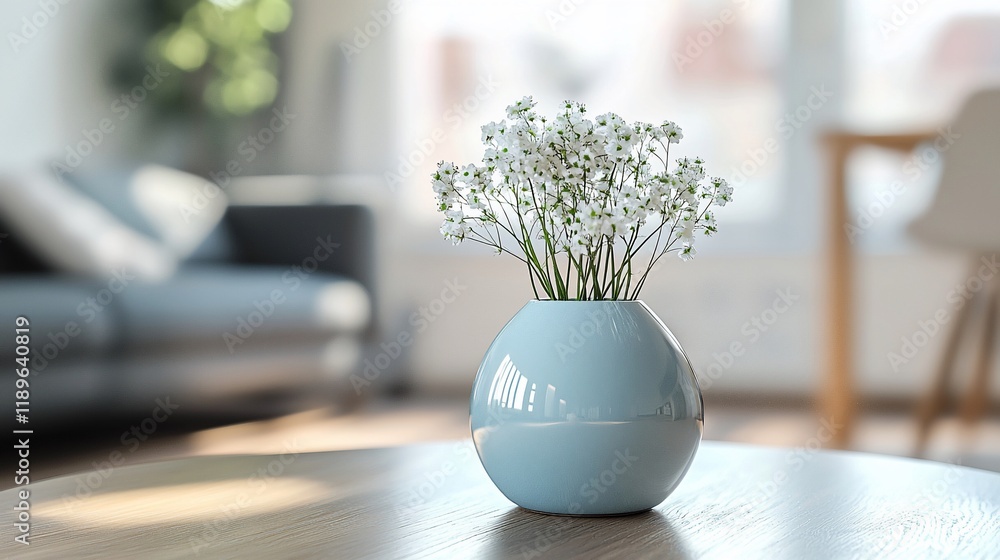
[{"xmin": 28, "ymin": 396, "xmax": 1000, "ymax": 487}]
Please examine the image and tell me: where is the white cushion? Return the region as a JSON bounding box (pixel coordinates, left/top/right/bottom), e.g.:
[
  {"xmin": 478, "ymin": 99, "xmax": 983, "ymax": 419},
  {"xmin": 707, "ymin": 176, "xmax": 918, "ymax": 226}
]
[
  {"xmin": 0, "ymin": 169, "xmax": 177, "ymax": 281},
  {"xmin": 129, "ymin": 165, "xmax": 228, "ymax": 259}
]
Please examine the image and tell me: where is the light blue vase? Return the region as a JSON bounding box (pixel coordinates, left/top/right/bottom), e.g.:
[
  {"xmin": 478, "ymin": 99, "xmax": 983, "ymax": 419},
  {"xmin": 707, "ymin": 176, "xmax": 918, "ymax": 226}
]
[{"xmin": 470, "ymin": 300, "xmax": 703, "ymax": 516}]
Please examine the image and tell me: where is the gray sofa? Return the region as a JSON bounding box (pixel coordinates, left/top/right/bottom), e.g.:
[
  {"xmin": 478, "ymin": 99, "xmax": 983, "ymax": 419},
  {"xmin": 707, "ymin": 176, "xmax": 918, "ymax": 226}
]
[{"xmin": 0, "ymin": 203, "xmax": 375, "ymax": 422}]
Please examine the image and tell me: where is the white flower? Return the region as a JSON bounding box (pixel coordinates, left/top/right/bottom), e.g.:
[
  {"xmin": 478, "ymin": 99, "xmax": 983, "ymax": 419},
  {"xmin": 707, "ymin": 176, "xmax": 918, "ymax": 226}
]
[
  {"xmin": 437, "ymin": 162, "xmax": 456, "ymax": 176},
  {"xmin": 431, "ymin": 98, "xmax": 732, "ymax": 299},
  {"xmin": 661, "ymin": 121, "xmax": 683, "ymax": 144},
  {"xmin": 481, "ymin": 121, "xmax": 505, "ymax": 143},
  {"xmin": 440, "ymin": 209, "xmax": 469, "ymax": 245},
  {"xmin": 712, "ymin": 177, "xmax": 733, "ymax": 206},
  {"xmin": 506, "ymin": 96, "xmax": 535, "ymax": 119},
  {"xmin": 431, "ymin": 179, "xmax": 450, "ymax": 194},
  {"xmin": 459, "ymin": 164, "xmax": 477, "ymax": 180}
]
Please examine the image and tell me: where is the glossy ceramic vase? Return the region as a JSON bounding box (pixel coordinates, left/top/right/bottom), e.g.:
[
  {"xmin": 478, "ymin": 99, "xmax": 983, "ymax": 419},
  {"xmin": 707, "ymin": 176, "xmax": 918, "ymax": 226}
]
[{"xmin": 470, "ymin": 300, "xmax": 703, "ymax": 516}]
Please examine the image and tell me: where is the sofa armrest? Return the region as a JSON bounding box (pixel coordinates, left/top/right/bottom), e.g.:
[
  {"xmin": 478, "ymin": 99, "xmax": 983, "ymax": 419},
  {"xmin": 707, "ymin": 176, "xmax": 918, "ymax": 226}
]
[{"xmin": 223, "ymin": 204, "xmax": 376, "ymax": 300}]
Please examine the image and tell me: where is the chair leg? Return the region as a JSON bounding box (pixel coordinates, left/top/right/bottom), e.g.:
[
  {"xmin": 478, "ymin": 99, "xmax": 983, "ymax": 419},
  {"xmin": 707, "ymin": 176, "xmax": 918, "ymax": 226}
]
[
  {"xmin": 914, "ymin": 260, "xmax": 983, "ymax": 457},
  {"xmin": 959, "ymin": 281, "xmax": 999, "ymax": 429}
]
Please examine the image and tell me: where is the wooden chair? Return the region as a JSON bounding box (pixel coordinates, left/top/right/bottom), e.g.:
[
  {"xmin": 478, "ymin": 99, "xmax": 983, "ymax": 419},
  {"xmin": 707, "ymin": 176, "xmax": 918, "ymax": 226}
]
[{"xmin": 910, "ymin": 89, "xmax": 1000, "ymax": 456}]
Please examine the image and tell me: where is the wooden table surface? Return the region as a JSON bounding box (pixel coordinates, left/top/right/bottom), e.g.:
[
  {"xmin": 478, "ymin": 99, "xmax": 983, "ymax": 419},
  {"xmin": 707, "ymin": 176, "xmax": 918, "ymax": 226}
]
[{"xmin": 3, "ymin": 441, "xmax": 999, "ymax": 559}]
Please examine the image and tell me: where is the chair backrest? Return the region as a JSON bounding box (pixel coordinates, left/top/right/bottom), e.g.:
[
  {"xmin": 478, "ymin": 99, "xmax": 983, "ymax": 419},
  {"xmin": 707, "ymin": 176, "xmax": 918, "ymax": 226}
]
[{"xmin": 909, "ymin": 89, "xmax": 1000, "ymax": 253}]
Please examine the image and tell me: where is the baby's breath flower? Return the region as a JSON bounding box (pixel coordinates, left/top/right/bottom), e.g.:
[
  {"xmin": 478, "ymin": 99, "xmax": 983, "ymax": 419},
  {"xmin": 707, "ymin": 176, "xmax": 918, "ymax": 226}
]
[{"xmin": 431, "ymin": 98, "xmax": 733, "ymax": 299}]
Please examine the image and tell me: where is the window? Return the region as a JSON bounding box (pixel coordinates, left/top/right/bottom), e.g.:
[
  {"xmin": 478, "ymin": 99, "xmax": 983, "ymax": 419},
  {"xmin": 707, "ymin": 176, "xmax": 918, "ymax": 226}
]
[{"xmin": 392, "ymin": 0, "xmax": 788, "ymax": 249}]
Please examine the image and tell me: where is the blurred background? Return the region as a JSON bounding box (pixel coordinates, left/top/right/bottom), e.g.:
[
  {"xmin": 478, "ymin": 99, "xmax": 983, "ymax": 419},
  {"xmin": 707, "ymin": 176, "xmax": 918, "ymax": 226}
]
[{"xmin": 2, "ymin": 0, "xmax": 999, "ymax": 484}]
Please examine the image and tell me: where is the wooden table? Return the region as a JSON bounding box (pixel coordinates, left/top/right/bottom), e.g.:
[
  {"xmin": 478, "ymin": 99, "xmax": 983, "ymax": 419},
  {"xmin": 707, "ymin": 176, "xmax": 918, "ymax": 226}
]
[{"xmin": 3, "ymin": 441, "xmax": 999, "ymax": 559}]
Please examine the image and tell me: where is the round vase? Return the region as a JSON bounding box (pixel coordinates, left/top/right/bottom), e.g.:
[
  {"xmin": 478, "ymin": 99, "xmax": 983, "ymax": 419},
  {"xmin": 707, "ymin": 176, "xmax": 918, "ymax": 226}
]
[{"xmin": 470, "ymin": 300, "xmax": 703, "ymax": 516}]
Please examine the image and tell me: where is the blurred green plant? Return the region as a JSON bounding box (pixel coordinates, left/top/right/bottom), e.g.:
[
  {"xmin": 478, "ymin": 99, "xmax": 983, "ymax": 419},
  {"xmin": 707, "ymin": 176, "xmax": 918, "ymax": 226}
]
[{"xmin": 133, "ymin": 0, "xmax": 292, "ymax": 117}]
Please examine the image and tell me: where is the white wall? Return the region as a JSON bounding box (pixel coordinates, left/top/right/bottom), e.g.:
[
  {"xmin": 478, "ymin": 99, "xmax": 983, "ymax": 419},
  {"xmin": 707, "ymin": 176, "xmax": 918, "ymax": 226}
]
[
  {"xmin": 280, "ymin": 0, "xmax": 395, "ymax": 175},
  {"xmin": 384, "ymin": 245, "xmax": 992, "ymax": 402},
  {"xmin": 0, "ymin": 0, "xmax": 160, "ymax": 173},
  {"xmin": 1, "ymin": 0, "xmax": 89, "ymax": 169}
]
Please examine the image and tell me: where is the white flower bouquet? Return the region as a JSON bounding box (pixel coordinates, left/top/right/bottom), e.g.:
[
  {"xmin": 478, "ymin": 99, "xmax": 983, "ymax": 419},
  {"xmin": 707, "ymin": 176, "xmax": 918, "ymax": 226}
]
[{"xmin": 432, "ymin": 97, "xmax": 733, "ymax": 301}]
